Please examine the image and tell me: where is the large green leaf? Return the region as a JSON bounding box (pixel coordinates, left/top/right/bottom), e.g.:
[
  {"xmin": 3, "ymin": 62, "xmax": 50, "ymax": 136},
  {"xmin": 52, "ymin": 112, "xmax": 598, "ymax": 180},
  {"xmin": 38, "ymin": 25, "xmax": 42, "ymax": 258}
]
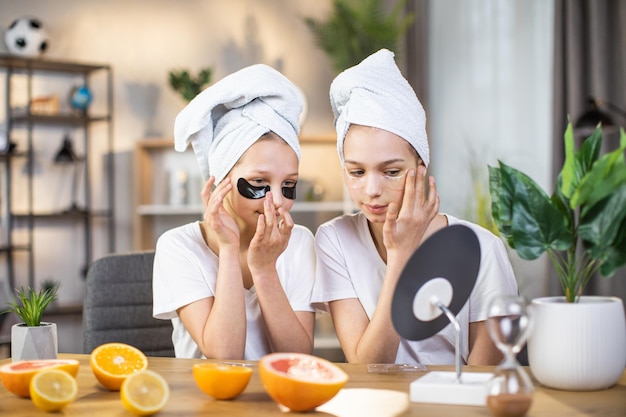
[
  {"xmin": 579, "ymin": 184, "xmax": 626, "ymax": 259},
  {"xmin": 599, "ymin": 217, "xmax": 626, "ymax": 276},
  {"xmin": 551, "ymin": 173, "xmax": 575, "ymax": 231},
  {"xmin": 576, "ymin": 126, "xmax": 603, "ymax": 172},
  {"xmin": 561, "ymin": 124, "xmax": 603, "ymax": 199},
  {"xmin": 560, "ymin": 123, "xmax": 577, "ymax": 199},
  {"xmin": 560, "ymin": 123, "xmax": 602, "ymax": 199},
  {"xmin": 488, "ymin": 164, "xmax": 512, "ymax": 237},
  {"xmin": 571, "ymin": 132, "xmax": 626, "ymax": 211},
  {"xmin": 495, "ymin": 162, "xmax": 572, "ymax": 259}
]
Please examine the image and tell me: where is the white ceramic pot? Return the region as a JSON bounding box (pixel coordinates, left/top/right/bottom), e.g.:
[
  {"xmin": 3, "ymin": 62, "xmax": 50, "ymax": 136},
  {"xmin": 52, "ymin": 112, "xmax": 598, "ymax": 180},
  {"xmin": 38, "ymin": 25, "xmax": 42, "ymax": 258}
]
[
  {"xmin": 528, "ymin": 296, "xmax": 626, "ymax": 391},
  {"xmin": 11, "ymin": 322, "xmax": 58, "ymax": 362}
]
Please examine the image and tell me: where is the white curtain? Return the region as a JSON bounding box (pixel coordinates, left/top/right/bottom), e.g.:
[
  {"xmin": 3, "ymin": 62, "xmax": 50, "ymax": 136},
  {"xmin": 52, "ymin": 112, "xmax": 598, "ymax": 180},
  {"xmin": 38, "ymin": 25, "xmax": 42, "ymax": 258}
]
[{"xmin": 427, "ymin": 0, "xmax": 555, "ymax": 299}]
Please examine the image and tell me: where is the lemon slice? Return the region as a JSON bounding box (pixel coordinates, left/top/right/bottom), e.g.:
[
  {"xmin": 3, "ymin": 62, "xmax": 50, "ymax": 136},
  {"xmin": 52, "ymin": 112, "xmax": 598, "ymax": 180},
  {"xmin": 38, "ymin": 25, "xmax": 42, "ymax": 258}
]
[
  {"xmin": 120, "ymin": 369, "xmax": 170, "ymax": 416},
  {"xmin": 29, "ymin": 369, "xmax": 78, "ymax": 412}
]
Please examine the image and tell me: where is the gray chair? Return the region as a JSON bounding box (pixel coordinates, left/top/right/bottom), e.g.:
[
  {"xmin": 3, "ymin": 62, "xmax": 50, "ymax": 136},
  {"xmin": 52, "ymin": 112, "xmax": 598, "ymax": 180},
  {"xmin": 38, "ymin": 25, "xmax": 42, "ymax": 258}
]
[{"xmin": 83, "ymin": 251, "xmax": 175, "ymax": 357}]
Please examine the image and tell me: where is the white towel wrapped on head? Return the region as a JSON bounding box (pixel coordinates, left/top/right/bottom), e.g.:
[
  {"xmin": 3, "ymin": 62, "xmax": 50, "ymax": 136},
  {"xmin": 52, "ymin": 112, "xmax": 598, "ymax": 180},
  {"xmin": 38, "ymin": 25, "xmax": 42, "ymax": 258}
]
[
  {"xmin": 330, "ymin": 49, "xmax": 429, "ymax": 167},
  {"xmin": 174, "ymin": 64, "xmax": 303, "ymax": 183}
]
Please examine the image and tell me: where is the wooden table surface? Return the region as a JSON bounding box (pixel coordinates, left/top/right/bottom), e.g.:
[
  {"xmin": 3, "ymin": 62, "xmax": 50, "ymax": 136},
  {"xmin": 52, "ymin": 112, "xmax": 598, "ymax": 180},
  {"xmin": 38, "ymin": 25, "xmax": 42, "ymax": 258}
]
[{"xmin": 1, "ymin": 354, "xmax": 624, "ymax": 416}]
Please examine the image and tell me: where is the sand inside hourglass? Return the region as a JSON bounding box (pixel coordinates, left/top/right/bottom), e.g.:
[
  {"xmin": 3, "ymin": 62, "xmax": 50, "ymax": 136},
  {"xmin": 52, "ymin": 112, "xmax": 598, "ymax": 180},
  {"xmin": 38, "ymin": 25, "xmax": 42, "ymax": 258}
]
[{"xmin": 487, "ymin": 393, "xmax": 532, "ymax": 417}]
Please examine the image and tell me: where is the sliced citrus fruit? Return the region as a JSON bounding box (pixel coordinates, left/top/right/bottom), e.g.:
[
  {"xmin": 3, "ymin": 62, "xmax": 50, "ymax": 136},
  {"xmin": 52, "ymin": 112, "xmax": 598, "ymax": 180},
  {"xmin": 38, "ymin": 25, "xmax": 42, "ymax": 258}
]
[
  {"xmin": 90, "ymin": 342, "xmax": 148, "ymax": 391},
  {"xmin": 120, "ymin": 369, "xmax": 170, "ymax": 416},
  {"xmin": 192, "ymin": 363, "xmax": 253, "ymax": 400},
  {"xmin": 259, "ymin": 352, "xmax": 348, "ymax": 412},
  {"xmin": 0, "ymin": 359, "xmax": 79, "ymax": 398},
  {"xmin": 30, "ymin": 369, "xmax": 78, "ymax": 412}
]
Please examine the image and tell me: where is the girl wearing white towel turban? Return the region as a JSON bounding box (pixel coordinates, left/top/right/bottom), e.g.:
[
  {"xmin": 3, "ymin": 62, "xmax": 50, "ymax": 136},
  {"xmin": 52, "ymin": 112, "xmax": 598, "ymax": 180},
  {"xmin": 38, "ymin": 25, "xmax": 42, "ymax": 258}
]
[
  {"xmin": 312, "ymin": 49, "xmax": 518, "ymax": 366},
  {"xmin": 153, "ymin": 64, "xmax": 316, "ymax": 360}
]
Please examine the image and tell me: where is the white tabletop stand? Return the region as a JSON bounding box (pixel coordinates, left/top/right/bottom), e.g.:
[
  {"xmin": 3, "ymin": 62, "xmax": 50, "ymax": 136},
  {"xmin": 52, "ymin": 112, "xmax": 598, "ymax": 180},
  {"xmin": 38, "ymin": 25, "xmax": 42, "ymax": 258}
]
[{"xmin": 409, "ymin": 279, "xmax": 492, "ymax": 406}]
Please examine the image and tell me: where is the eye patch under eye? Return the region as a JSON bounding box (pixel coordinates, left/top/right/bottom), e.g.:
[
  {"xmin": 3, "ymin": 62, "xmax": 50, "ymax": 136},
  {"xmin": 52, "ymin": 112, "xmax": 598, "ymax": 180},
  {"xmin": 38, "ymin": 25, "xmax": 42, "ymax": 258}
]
[{"xmin": 237, "ymin": 178, "xmax": 297, "ymax": 200}]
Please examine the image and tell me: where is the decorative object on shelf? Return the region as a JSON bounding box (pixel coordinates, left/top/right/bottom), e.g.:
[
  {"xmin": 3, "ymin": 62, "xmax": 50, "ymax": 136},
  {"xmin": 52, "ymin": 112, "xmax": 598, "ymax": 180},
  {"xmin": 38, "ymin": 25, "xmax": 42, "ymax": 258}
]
[
  {"xmin": 168, "ymin": 169, "xmax": 189, "ymax": 206},
  {"xmin": 168, "ymin": 68, "xmax": 212, "ymax": 102},
  {"xmin": 68, "ymin": 85, "xmax": 92, "ymax": 113},
  {"xmin": 488, "ymin": 122, "xmax": 626, "ymax": 390},
  {"xmin": 304, "ymin": 0, "xmax": 415, "ymax": 73},
  {"xmin": 296, "ymin": 178, "xmax": 325, "ymax": 202},
  {"xmin": 485, "ymin": 296, "xmax": 533, "ymax": 417},
  {"xmin": 4, "ymin": 16, "xmax": 49, "ymax": 57},
  {"xmin": 0, "ymin": 124, "xmax": 16, "ymax": 154},
  {"xmin": 29, "ymin": 95, "xmax": 60, "ymax": 116},
  {"xmin": 53, "ymin": 134, "xmax": 82, "ymax": 212},
  {"xmin": 2, "ymin": 283, "xmax": 59, "ymax": 362}
]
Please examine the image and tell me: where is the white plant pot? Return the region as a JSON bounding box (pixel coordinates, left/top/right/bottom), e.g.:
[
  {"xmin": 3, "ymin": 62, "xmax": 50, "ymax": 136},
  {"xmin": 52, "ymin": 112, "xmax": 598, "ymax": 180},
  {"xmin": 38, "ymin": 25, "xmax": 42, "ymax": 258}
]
[
  {"xmin": 528, "ymin": 296, "xmax": 626, "ymax": 391},
  {"xmin": 11, "ymin": 322, "xmax": 58, "ymax": 362}
]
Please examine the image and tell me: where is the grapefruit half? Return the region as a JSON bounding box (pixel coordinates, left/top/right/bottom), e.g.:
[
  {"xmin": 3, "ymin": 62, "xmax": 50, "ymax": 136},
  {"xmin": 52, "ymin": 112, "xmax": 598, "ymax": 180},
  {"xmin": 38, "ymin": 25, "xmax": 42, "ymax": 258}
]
[
  {"xmin": 259, "ymin": 352, "xmax": 348, "ymax": 412},
  {"xmin": 0, "ymin": 359, "xmax": 80, "ymax": 398}
]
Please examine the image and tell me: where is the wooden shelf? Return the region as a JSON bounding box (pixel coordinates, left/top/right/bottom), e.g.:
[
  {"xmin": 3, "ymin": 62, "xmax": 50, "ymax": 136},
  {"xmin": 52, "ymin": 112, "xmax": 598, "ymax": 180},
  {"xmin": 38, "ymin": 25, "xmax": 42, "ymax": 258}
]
[
  {"xmin": 134, "ymin": 139, "xmax": 174, "ymax": 250},
  {"xmin": 0, "ymin": 54, "xmax": 109, "ymax": 74}
]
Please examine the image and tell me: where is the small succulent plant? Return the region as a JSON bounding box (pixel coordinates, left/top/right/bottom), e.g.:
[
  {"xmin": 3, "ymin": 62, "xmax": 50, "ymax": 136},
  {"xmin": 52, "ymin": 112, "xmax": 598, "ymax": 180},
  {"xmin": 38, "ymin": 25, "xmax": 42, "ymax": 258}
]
[{"xmin": 2, "ymin": 284, "xmax": 59, "ymax": 327}]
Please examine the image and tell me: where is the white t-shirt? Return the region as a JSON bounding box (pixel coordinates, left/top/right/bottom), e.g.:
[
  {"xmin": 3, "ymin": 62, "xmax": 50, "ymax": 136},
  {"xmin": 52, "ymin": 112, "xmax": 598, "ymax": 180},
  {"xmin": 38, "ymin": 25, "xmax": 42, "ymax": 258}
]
[
  {"xmin": 153, "ymin": 221, "xmax": 316, "ymax": 359},
  {"xmin": 311, "ymin": 212, "xmax": 518, "ymax": 365}
]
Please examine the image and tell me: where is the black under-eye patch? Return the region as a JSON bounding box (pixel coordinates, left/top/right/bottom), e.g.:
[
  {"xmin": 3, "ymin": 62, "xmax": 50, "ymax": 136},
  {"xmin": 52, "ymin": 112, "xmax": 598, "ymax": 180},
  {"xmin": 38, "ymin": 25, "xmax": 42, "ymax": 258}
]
[
  {"xmin": 237, "ymin": 178, "xmax": 270, "ymax": 199},
  {"xmin": 237, "ymin": 178, "xmax": 297, "ymax": 200}
]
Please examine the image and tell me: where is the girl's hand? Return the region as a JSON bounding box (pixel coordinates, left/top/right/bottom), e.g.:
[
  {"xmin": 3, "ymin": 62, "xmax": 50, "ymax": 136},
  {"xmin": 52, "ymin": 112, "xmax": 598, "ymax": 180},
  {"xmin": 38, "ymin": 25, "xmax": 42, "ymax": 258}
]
[
  {"xmin": 201, "ymin": 177, "xmax": 239, "ymax": 249},
  {"xmin": 383, "ymin": 166, "xmax": 439, "ymax": 263},
  {"xmin": 248, "ymin": 191, "xmax": 293, "ymax": 273}
]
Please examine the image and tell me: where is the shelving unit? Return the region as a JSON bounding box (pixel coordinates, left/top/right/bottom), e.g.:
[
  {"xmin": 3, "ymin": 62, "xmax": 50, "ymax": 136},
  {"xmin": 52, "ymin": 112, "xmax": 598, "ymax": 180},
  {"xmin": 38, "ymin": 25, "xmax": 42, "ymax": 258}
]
[
  {"xmin": 133, "ymin": 136, "xmax": 352, "ymax": 250},
  {"xmin": 0, "ymin": 54, "xmax": 115, "ymax": 292}
]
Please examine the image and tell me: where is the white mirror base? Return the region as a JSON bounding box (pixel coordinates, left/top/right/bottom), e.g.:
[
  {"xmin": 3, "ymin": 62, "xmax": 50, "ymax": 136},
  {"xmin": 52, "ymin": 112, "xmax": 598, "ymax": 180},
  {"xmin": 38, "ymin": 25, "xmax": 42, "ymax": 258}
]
[{"xmin": 410, "ymin": 371, "xmax": 493, "ymax": 406}]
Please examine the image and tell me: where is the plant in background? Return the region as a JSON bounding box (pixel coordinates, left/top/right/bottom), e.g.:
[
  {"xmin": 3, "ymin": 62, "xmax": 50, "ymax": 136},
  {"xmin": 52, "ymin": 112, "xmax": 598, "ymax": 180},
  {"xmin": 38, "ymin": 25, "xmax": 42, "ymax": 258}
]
[
  {"xmin": 2, "ymin": 284, "xmax": 59, "ymax": 326},
  {"xmin": 41, "ymin": 279, "xmax": 58, "ymax": 294},
  {"xmin": 304, "ymin": 0, "xmax": 415, "ymax": 73},
  {"xmin": 489, "ymin": 122, "xmax": 626, "ymax": 302},
  {"xmin": 464, "ymin": 151, "xmax": 498, "ymax": 236},
  {"xmin": 168, "ymin": 68, "xmax": 212, "ymax": 102}
]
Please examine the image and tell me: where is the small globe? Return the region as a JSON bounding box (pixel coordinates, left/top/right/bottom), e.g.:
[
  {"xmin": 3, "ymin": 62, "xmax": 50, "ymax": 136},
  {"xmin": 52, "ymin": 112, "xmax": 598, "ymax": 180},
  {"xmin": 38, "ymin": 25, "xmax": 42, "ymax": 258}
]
[{"xmin": 69, "ymin": 86, "xmax": 92, "ymax": 111}]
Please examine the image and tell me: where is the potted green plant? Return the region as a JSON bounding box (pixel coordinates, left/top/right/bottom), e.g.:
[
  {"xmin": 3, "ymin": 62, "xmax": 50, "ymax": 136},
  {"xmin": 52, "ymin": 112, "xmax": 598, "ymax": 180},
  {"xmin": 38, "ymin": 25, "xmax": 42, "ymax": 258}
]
[
  {"xmin": 304, "ymin": 0, "xmax": 415, "ymax": 73},
  {"xmin": 488, "ymin": 122, "xmax": 626, "ymax": 390},
  {"xmin": 168, "ymin": 68, "xmax": 212, "ymax": 102},
  {"xmin": 2, "ymin": 284, "xmax": 59, "ymax": 362}
]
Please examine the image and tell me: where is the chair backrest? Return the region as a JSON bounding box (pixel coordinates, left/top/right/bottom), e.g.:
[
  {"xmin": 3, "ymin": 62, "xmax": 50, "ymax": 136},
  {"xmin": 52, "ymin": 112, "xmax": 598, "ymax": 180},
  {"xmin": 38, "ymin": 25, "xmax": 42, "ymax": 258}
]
[{"xmin": 83, "ymin": 251, "xmax": 174, "ymax": 357}]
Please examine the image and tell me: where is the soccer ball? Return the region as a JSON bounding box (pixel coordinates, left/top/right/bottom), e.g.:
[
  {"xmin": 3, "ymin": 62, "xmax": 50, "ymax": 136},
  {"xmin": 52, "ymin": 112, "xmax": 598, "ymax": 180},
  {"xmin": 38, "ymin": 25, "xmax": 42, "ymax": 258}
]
[{"xmin": 4, "ymin": 16, "xmax": 49, "ymax": 57}]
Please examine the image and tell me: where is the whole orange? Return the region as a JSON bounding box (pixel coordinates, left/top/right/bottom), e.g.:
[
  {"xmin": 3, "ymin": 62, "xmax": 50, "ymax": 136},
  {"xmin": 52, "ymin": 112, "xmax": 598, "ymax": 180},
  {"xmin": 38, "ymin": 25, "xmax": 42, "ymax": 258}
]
[
  {"xmin": 192, "ymin": 363, "xmax": 252, "ymax": 400},
  {"xmin": 259, "ymin": 352, "xmax": 348, "ymax": 412}
]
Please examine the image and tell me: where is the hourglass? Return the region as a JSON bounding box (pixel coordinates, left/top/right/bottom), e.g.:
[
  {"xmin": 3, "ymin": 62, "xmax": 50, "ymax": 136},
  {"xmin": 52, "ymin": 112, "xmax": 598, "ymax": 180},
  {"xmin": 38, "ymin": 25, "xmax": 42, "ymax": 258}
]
[{"xmin": 486, "ymin": 295, "xmax": 534, "ymax": 417}]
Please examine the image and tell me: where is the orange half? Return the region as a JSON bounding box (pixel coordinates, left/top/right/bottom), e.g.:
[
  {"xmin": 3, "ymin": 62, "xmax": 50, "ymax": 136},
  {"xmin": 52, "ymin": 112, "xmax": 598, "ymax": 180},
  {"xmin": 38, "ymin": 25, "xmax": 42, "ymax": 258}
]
[
  {"xmin": 259, "ymin": 352, "xmax": 348, "ymax": 412},
  {"xmin": 192, "ymin": 363, "xmax": 253, "ymax": 400},
  {"xmin": 90, "ymin": 342, "xmax": 148, "ymax": 391},
  {"xmin": 0, "ymin": 359, "xmax": 80, "ymax": 398}
]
